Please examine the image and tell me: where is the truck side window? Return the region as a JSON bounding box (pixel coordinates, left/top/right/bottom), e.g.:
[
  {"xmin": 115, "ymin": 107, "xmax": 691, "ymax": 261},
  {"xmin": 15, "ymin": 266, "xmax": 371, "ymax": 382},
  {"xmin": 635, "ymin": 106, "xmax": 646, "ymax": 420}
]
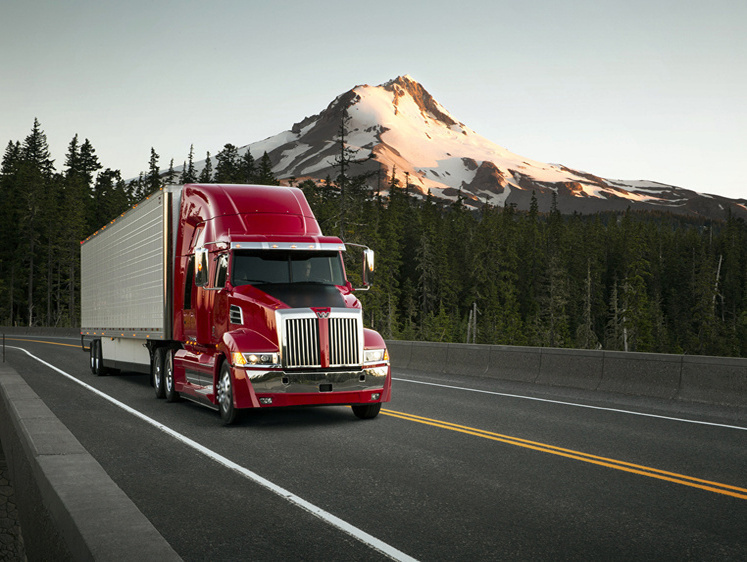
[
  {"xmin": 184, "ymin": 257, "xmax": 195, "ymax": 310},
  {"xmin": 215, "ymin": 254, "xmax": 228, "ymax": 288}
]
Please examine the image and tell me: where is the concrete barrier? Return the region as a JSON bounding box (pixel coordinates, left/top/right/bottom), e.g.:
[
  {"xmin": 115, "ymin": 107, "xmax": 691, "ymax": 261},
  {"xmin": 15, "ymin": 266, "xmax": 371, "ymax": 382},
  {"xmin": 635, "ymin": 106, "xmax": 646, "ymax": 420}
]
[
  {"xmin": 444, "ymin": 343, "xmax": 489, "ymax": 377},
  {"xmin": 388, "ymin": 339, "xmax": 747, "ymax": 408},
  {"xmin": 0, "ymin": 364, "xmax": 181, "ymax": 561},
  {"xmin": 487, "ymin": 345, "xmax": 541, "ymax": 383},
  {"xmin": 599, "ymin": 351, "xmax": 682, "ymax": 400},
  {"xmin": 407, "ymin": 341, "xmax": 449, "ymax": 375},
  {"xmin": 386, "ymin": 340, "xmax": 412, "ymax": 370},
  {"xmin": 679, "ymin": 355, "xmax": 747, "ymax": 407},
  {"xmin": 536, "ymin": 347, "xmax": 604, "ymax": 390}
]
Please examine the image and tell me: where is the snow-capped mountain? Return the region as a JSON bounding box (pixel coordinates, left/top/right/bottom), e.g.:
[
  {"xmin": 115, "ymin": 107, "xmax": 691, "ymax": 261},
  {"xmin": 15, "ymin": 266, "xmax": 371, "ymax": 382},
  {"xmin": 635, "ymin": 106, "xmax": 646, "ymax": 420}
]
[{"xmin": 237, "ymin": 75, "xmax": 746, "ymax": 219}]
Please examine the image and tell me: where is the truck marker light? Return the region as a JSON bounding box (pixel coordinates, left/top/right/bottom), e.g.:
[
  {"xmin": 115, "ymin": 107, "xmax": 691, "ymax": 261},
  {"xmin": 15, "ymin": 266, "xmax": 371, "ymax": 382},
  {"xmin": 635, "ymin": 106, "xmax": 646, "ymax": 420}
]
[{"xmin": 231, "ymin": 352, "xmax": 247, "ymax": 366}]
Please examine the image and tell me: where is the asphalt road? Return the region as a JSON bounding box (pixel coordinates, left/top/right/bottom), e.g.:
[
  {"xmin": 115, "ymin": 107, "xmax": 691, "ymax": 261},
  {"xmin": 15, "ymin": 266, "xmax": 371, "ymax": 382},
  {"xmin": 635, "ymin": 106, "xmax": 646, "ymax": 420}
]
[{"xmin": 3, "ymin": 335, "xmax": 747, "ymax": 560}]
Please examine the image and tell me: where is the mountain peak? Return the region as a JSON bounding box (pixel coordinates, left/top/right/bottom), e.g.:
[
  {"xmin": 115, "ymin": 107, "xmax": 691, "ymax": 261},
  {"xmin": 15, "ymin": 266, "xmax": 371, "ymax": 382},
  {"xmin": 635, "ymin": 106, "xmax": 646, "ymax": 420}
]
[{"xmin": 380, "ymin": 75, "xmax": 458, "ymax": 128}]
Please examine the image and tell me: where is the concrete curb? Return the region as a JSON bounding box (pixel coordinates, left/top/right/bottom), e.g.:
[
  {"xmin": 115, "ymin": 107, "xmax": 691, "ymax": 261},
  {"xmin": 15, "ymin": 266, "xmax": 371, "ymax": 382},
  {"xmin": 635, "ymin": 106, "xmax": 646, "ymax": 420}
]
[
  {"xmin": 0, "ymin": 364, "xmax": 181, "ymax": 561},
  {"xmin": 387, "ymin": 340, "xmax": 747, "ymax": 408}
]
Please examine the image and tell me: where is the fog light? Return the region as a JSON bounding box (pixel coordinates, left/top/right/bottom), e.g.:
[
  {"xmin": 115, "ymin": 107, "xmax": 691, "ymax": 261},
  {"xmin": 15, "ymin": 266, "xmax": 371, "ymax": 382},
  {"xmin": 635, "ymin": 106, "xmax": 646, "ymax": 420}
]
[
  {"xmin": 371, "ymin": 393, "xmax": 381, "ymax": 401},
  {"xmin": 259, "ymin": 397, "xmax": 273, "ymax": 405}
]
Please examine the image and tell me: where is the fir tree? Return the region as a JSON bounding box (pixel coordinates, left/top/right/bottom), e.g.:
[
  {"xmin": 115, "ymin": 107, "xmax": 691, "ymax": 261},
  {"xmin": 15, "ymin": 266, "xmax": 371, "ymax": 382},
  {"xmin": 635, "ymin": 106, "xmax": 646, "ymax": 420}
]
[
  {"xmin": 146, "ymin": 147, "xmax": 161, "ymax": 193},
  {"xmin": 198, "ymin": 151, "xmax": 213, "ymax": 183},
  {"xmin": 256, "ymin": 151, "xmax": 278, "ymax": 185},
  {"xmin": 215, "ymin": 143, "xmax": 241, "ymax": 183},
  {"xmin": 181, "ymin": 144, "xmax": 197, "ymax": 184},
  {"xmin": 165, "ymin": 158, "xmax": 176, "ymax": 184},
  {"xmin": 18, "ymin": 119, "xmax": 56, "ymax": 326},
  {"xmin": 238, "ymin": 148, "xmax": 256, "ymax": 183}
]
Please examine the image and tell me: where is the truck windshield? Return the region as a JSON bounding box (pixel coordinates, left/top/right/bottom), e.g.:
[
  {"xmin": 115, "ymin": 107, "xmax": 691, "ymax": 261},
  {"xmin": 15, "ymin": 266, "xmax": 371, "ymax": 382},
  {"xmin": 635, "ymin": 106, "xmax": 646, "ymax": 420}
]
[{"xmin": 232, "ymin": 250, "xmax": 345, "ymax": 286}]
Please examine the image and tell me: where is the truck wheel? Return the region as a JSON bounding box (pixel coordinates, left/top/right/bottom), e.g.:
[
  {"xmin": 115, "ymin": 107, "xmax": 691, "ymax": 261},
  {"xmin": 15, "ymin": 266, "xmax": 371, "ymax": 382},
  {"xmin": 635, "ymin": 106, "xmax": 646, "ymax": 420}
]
[
  {"xmin": 89, "ymin": 340, "xmax": 98, "ymax": 374},
  {"xmin": 164, "ymin": 349, "xmax": 180, "ymax": 403},
  {"xmin": 92, "ymin": 340, "xmax": 107, "ymax": 376},
  {"xmin": 217, "ymin": 363, "xmax": 238, "ymax": 425},
  {"xmin": 153, "ymin": 347, "xmax": 166, "ymax": 399},
  {"xmin": 352, "ymin": 403, "xmax": 381, "ymax": 420}
]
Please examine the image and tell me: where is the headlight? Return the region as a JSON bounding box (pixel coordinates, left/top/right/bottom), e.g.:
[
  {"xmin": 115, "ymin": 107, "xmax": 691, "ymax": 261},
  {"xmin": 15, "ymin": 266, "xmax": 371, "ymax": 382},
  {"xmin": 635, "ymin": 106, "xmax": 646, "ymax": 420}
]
[
  {"xmin": 231, "ymin": 352, "xmax": 280, "ymax": 367},
  {"xmin": 364, "ymin": 348, "xmax": 389, "ymax": 364}
]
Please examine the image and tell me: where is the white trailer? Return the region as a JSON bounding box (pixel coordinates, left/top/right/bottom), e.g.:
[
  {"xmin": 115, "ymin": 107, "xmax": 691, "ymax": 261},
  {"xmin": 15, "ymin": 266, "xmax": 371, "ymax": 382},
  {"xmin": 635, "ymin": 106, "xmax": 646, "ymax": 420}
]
[{"xmin": 81, "ymin": 187, "xmax": 180, "ymax": 374}]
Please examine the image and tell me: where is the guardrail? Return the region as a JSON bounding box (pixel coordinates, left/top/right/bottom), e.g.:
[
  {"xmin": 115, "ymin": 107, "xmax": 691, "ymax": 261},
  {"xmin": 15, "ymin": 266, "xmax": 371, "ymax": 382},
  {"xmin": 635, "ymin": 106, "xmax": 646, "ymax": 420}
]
[{"xmin": 386, "ymin": 340, "xmax": 747, "ymax": 408}]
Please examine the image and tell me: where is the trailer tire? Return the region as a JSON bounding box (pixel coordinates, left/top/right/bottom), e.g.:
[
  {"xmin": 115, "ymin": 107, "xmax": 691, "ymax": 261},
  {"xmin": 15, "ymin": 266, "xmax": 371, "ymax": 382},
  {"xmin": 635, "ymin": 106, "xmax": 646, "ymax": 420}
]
[
  {"xmin": 89, "ymin": 340, "xmax": 98, "ymax": 375},
  {"xmin": 217, "ymin": 362, "xmax": 238, "ymax": 425},
  {"xmin": 352, "ymin": 403, "xmax": 381, "ymax": 420},
  {"xmin": 92, "ymin": 340, "xmax": 107, "ymax": 376},
  {"xmin": 164, "ymin": 349, "xmax": 180, "ymax": 403},
  {"xmin": 153, "ymin": 347, "xmax": 166, "ymax": 399}
]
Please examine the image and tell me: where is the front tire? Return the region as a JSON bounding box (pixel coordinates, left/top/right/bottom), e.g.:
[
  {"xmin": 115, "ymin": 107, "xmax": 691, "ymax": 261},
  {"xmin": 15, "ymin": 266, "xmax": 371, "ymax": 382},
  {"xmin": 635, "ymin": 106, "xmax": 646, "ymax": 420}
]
[
  {"xmin": 217, "ymin": 363, "xmax": 238, "ymax": 425},
  {"xmin": 352, "ymin": 403, "xmax": 381, "ymax": 419},
  {"xmin": 164, "ymin": 349, "xmax": 180, "ymax": 403},
  {"xmin": 153, "ymin": 347, "xmax": 166, "ymax": 399}
]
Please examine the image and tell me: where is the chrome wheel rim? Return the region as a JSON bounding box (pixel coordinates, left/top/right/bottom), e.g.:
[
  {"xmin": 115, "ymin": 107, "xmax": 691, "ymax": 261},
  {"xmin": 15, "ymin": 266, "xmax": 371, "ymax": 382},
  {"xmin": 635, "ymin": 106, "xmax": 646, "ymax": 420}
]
[
  {"xmin": 153, "ymin": 360, "xmax": 161, "ymax": 387},
  {"xmin": 165, "ymin": 352, "xmax": 173, "ymax": 393},
  {"xmin": 218, "ymin": 371, "xmax": 231, "ymax": 412}
]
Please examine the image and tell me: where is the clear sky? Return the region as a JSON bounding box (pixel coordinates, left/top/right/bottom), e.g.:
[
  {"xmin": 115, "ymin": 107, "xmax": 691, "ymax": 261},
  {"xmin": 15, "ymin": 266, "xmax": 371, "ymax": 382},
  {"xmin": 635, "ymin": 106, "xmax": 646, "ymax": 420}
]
[{"xmin": 2, "ymin": 0, "xmax": 745, "ymax": 200}]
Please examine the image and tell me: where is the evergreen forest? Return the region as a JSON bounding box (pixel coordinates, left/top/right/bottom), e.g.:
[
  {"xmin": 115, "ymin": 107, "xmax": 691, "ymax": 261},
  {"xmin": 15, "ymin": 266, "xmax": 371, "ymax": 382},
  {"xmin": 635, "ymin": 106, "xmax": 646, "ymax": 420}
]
[{"xmin": 2, "ymin": 119, "xmax": 746, "ymax": 357}]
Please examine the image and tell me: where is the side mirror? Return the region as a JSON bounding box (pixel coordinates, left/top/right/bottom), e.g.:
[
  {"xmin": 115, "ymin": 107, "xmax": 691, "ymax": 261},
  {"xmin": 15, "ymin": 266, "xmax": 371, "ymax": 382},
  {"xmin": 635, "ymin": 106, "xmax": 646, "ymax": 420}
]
[
  {"xmin": 345, "ymin": 243, "xmax": 374, "ymax": 291},
  {"xmin": 194, "ymin": 247, "xmax": 209, "ymax": 287},
  {"xmin": 362, "ymin": 248, "xmax": 375, "ymax": 289}
]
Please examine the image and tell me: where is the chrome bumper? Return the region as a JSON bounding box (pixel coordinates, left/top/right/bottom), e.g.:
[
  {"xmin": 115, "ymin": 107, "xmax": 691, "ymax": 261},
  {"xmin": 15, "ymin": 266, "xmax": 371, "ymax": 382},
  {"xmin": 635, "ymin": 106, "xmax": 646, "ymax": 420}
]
[{"xmin": 241, "ymin": 365, "xmax": 389, "ymax": 394}]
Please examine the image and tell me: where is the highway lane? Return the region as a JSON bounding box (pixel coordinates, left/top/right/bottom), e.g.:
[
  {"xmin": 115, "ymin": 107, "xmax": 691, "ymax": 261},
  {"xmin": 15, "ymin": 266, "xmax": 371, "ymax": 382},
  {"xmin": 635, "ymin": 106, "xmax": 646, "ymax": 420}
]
[{"xmin": 3, "ymin": 336, "xmax": 747, "ymax": 560}]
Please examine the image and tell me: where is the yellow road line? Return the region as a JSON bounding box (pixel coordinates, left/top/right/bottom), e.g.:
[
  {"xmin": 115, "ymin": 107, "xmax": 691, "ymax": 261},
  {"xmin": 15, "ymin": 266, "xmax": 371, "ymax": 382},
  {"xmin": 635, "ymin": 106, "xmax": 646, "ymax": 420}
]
[
  {"xmin": 382, "ymin": 408, "xmax": 747, "ymax": 501},
  {"xmin": 5, "ymin": 338, "xmax": 81, "ymax": 349}
]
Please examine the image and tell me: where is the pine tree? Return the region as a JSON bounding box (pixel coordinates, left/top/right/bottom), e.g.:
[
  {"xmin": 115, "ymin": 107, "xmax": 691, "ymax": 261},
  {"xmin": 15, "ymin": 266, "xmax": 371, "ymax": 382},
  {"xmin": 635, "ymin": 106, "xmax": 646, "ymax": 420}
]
[
  {"xmin": 18, "ymin": 119, "xmax": 56, "ymax": 326},
  {"xmin": 238, "ymin": 148, "xmax": 256, "ymax": 183},
  {"xmin": 215, "ymin": 143, "xmax": 241, "ymax": 183},
  {"xmin": 165, "ymin": 158, "xmax": 176, "ymax": 184},
  {"xmin": 181, "ymin": 144, "xmax": 197, "ymax": 184},
  {"xmin": 0, "ymin": 141, "xmax": 23, "ymax": 324},
  {"xmin": 146, "ymin": 147, "xmax": 161, "ymax": 193},
  {"xmin": 575, "ymin": 259, "xmax": 600, "ymax": 349},
  {"xmin": 61, "ymin": 135, "xmax": 97, "ymax": 326},
  {"xmin": 198, "ymin": 151, "xmax": 213, "ymax": 183},
  {"xmin": 256, "ymin": 151, "xmax": 278, "ymax": 185}
]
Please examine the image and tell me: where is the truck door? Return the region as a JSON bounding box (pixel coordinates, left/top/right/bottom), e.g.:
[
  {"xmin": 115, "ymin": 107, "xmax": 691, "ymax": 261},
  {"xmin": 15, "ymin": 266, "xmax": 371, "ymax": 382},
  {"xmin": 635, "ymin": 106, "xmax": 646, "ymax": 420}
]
[
  {"xmin": 182, "ymin": 225, "xmax": 204, "ymax": 345},
  {"xmin": 182, "ymin": 255, "xmax": 197, "ymax": 343},
  {"xmin": 211, "ymin": 253, "xmax": 230, "ymax": 343}
]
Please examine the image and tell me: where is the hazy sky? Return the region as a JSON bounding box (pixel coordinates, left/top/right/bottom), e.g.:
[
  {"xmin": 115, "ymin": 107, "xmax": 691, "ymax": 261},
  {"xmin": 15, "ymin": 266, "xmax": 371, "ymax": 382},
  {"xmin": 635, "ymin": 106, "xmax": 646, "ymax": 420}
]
[{"xmin": 2, "ymin": 0, "xmax": 745, "ymax": 200}]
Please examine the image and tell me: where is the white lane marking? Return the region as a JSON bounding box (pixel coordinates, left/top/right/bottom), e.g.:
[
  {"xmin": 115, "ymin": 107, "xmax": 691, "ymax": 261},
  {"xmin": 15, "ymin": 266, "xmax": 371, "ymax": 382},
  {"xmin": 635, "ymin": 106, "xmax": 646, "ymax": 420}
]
[
  {"xmin": 11, "ymin": 347, "xmax": 418, "ymax": 562},
  {"xmin": 393, "ymin": 377, "xmax": 747, "ymax": 431}
]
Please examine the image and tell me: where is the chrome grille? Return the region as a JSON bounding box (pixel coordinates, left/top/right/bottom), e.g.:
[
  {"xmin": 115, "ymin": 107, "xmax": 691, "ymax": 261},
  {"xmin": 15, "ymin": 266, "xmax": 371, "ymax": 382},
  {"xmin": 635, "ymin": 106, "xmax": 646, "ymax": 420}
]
[
  {"xmin": 329, "ymin": 317, "xmax": 360, "ymax": 366},
  {"xmin": 283, "ymin": 317, "xmax": 321, "ymax": 367},
  {"xmin": 229, "ymin": 305, "xmax": 243, "ymax": 325},
  {"xmin": 280, "ymin": 311, "xmax": 363, "ymax": 369}
]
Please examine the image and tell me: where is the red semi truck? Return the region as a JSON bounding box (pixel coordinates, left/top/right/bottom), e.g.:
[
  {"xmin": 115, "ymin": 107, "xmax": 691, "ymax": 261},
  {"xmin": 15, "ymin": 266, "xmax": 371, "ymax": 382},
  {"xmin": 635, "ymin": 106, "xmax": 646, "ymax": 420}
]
[{"xmin": 80, "ymin": 183, "xmax": 390, "ymax": 424}]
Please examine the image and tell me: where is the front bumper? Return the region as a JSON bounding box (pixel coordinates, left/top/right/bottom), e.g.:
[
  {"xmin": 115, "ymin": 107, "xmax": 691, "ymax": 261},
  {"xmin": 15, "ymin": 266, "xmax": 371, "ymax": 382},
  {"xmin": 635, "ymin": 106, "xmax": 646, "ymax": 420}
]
[{"xmin": 232, "ymin": 364, "xmax": 390, "ymax": 408}]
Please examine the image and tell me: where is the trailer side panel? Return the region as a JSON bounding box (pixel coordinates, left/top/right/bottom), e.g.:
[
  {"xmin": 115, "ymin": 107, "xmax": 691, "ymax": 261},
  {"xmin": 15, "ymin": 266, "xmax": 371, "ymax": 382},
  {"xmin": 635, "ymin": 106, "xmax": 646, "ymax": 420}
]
[{"xmin": 81, "ymin": 192, "xmax": 167, "ymax": 339}]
